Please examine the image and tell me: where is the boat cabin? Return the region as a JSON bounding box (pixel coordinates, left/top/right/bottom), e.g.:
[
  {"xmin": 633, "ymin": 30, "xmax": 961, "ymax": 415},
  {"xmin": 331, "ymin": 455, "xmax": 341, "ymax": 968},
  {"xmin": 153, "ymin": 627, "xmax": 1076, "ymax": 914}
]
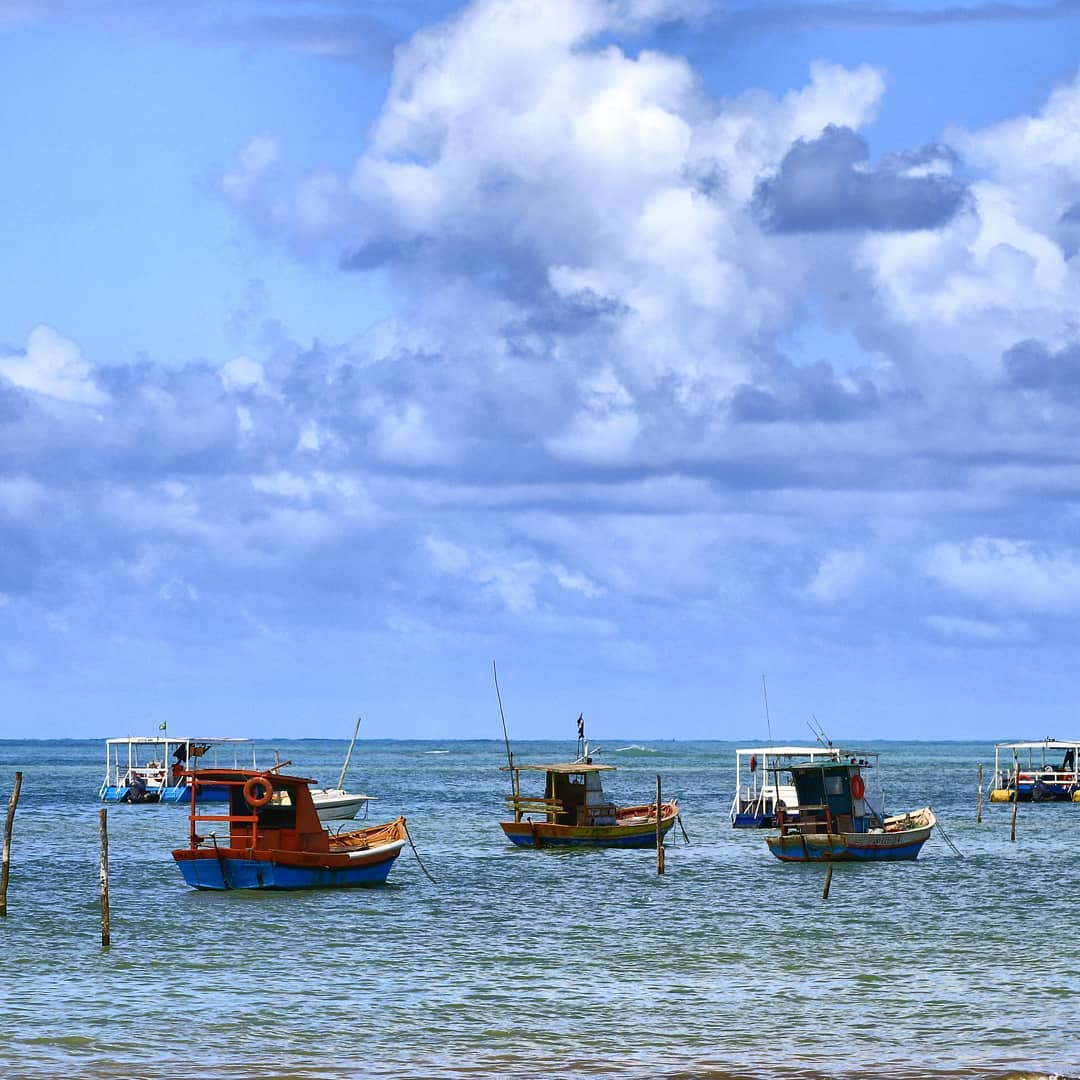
[
  {"xmin": 504, "ymin": 762, "xmax": 619, "ymax": 827},
  {"xmin": 777, "ymin": 759, "xmax": 882, "ymax": 838},
  {"xmin": 183, "ymin": 768, "xmax": 330, "ymax": 853}
]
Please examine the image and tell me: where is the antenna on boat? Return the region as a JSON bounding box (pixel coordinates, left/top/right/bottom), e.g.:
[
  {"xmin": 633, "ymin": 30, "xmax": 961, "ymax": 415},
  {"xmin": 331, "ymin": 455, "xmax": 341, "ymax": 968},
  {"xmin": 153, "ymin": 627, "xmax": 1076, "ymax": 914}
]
[
  {"xmin": 337, "ymin": 715, "xmax": 362, "ymax": 791},
  {"xmin": 493, "ymin": 660, "xmax": 513, "ymax": 771},
  {"xmin": 808, "ymin": 714, "xmax": 832, "ymax": 748},
  {"xmin": 761, "ymin": 676, "xmax": 773, "ymax": 743},
  {"xmin": 576, "ymin": 713, "xmax": 585, "ymax": 762}
]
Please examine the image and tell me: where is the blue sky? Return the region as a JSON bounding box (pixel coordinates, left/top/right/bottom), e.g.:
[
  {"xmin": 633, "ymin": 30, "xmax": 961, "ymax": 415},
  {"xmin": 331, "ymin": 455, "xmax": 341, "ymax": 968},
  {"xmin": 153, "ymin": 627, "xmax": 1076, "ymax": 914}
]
[{"xmin": 4, "ymin": 0, "xmax": 1080, "ymax": 742}]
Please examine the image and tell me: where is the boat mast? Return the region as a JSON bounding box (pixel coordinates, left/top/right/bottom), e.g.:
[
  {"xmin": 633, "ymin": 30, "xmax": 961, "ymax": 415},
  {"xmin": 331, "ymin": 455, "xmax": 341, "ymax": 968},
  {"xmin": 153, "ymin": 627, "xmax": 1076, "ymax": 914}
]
[
  {"xmin": 493, "ymin": 661, "xmax": 520, "ymax": 819},
  {"xmin": 337, "ymin": 715, "xmax": 362, "ymax": 791}
]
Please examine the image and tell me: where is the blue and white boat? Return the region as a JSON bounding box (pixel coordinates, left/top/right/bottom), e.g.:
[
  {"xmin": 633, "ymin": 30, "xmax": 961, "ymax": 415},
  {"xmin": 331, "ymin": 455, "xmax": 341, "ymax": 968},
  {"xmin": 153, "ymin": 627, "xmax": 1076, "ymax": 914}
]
[
  {"xmin": 988, "ymin": 739, "xmax": 1080, "ymax": 802},
  {"xmin": 766, "ymin": 757, "xmax": 935, "ymax": 862},
  {"xmin": 730, "ymin": 745, "xmax": 845, "ymax": 827},
  {"xmin": 99, "ymin": 735, "xmax": 257, "ymax": 804}
]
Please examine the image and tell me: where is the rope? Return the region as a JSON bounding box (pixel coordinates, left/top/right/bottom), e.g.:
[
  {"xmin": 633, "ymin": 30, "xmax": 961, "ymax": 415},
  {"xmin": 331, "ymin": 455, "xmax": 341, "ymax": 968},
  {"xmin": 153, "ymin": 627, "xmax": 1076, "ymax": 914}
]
[
  {"xmin": 404, "ymin": 821, "xmax": 437, "ymax": 884},
  {"xmin": 931, "ymin": 807, "xmax": 964, "ymax": 858},
  {"xmin": 677, "ymin": 813, "xmax": 690, "ymax": 845}
]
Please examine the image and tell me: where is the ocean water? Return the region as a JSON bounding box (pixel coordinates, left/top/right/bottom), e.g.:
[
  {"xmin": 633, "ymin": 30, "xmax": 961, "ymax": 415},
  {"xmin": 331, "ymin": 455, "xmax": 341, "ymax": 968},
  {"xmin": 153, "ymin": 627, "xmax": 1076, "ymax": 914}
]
[{"xmin": 0, "ymin": 738, "xmax": 1076, "ymax": 1080}]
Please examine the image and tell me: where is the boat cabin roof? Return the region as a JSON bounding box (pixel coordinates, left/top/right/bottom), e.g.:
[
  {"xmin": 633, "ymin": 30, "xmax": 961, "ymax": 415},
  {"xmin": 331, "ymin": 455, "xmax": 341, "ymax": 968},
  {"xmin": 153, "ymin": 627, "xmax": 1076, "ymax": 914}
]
[
  {"xmin": 105, "ymin": 736, "xmax": 253, "ymax": 746},
  {"xmin": 736, "ymin": 745, "xmax": 839, "ymax": 757},
  {"xmin": 502, "ymin": 762, "xmax": 615, "ymax": 774},
  {"xmin": 192, "ymin": 767, "xmax": 319, "ymax": 786},
  {"xmin": 995, "ymin": 739, "xmax": 1080, "ymax": 750}
]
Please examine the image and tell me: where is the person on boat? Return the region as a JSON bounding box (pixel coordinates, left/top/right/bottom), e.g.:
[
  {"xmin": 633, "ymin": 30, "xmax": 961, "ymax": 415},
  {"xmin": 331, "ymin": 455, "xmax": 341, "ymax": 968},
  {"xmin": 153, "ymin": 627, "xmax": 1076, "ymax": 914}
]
[{"xmin": 121, "ymin": 774, "xmax": 149, "ymax": 802}]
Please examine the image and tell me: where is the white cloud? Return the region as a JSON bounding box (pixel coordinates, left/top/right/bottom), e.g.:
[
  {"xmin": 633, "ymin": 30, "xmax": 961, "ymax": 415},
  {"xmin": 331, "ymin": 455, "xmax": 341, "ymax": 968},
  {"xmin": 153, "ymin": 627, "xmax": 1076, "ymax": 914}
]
[
  {"xmin": 926, "ymin": 538, "xmax": 1080, "ymax": 615},
  {"xmin": 220, "ymin": 133, "xmax": 281, "ymax": 202},
  {"xmin": 0, "ymin": 325, "xmax": 107, "ymax": 405},
  {"xmin": 804, "ymin": 549, "xmax": 870, "ymax": 605}
]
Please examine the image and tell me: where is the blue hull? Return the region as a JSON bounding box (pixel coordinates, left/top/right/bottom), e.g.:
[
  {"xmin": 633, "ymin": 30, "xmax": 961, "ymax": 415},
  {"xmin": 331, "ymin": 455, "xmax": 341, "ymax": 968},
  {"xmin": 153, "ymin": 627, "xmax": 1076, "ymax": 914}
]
[
  {"xmin": 101, "ymin": 784, "xmax": 228, "ymax": 805},
  {"xmin": 503, "ymin": 820, "xmax": 676, "ymax": 849},
  {"xmin": 174, "ymin": 855, "xmax": 400, "ymax": 890}
]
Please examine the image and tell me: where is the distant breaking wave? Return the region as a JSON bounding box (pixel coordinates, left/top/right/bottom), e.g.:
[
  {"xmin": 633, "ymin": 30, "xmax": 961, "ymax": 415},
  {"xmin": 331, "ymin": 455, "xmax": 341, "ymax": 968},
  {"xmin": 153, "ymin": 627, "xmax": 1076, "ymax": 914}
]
[
  {"xmin": 613, "ymin": 744, "xmax": 658, "ymax": 754},
  {"xmin": 422, "ymin": 749, "xmax": 450, "ymax": 755}
]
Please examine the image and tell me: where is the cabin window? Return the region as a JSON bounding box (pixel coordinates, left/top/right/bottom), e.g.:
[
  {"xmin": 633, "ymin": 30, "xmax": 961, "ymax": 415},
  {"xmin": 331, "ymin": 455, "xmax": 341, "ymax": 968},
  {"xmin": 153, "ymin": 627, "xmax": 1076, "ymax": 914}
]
[{"xmin": 825, "ymin": 775, "xmax": 844, "ymax": 796}]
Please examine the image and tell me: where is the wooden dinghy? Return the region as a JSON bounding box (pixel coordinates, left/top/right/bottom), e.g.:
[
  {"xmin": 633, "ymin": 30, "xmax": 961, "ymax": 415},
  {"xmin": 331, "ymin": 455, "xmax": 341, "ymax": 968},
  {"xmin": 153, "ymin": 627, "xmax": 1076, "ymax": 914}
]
[{"xmin": 171, "ymin": 768, "xmax": 407, "ymax": 890}]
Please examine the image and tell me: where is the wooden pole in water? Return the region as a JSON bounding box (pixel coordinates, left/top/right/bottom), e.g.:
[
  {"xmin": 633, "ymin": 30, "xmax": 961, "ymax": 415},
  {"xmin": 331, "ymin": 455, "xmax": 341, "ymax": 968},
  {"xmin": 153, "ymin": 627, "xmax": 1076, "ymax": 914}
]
[
  {"xmin": 822, "ymin": 862, "xmax": 833, "ymax": 900},
  {"xmin": 976, "ymin": 763, "xmax": 983, "ymax": 824},
  {"xmin": 1009, "ymin": 752, "xmax": 1019, "ymax": 842},
  {"xmin": 99, "ymin": 808, "xmax": 111, "ymax": 948},
  {"xmin": 1, "ymin": 771, "xmax": 23, "ymax": 917},
  {"xmin": 656, "ymin": 774, "xmax": 665, "ymax": 875}
]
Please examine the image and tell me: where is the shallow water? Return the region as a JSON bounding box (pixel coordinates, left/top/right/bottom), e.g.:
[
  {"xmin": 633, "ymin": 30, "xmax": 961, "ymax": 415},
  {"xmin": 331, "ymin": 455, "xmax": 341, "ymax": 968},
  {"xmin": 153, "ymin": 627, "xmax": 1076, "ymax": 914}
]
[{"xmin": 1, "ymin": 739, "xmax": 1076, "ymax": 1079}]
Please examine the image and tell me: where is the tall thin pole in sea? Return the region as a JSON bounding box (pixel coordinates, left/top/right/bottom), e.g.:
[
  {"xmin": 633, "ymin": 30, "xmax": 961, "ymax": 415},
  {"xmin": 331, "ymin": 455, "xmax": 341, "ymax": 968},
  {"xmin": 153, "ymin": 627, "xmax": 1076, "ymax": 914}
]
[
  {"xmin": 1, "ymin": 771, "xmax": 22, "ymax": 917},
  {"xmin": 1010, "ymin": 751, "xmax": 1020, "ymax": 842},
  {"xmin": 493, "ymin": 661, "xmax": 519, "ymax": 818}
]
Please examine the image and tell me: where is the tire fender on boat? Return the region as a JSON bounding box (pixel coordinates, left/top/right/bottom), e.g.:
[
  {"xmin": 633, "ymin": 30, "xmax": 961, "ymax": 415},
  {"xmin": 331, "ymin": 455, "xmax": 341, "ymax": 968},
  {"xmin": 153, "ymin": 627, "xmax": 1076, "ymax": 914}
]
[{"xmin": 243, "ymin": 775, "xmax": 273, "ymax": 808}]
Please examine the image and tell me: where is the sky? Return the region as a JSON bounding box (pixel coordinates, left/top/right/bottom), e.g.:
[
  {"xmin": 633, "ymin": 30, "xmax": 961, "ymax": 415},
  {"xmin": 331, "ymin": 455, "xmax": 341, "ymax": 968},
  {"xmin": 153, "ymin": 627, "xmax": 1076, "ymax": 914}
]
[{"xmin": 4, "ymin": 0, "xmax": 1080, "ymax": 742}]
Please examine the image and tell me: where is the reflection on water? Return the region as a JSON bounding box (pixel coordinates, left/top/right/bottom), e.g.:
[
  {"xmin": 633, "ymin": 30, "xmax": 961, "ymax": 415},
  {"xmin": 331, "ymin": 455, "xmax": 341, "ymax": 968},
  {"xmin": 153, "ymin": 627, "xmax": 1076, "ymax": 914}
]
[{"xmin": 1, "ymin": 739, "xmax": 1077, "ymax": 1079}]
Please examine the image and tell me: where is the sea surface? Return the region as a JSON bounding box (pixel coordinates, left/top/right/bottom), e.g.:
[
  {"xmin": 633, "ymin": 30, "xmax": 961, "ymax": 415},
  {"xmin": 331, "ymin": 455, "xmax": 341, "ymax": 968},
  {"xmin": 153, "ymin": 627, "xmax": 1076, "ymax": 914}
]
[{"xmin": 0, "ymin": 738, "xmax": 1076, "ymax": 1080}]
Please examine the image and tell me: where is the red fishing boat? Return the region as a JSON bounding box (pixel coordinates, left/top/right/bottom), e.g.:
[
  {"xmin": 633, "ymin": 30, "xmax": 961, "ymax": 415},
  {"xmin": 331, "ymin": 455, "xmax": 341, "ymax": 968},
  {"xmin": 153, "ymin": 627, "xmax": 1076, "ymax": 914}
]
[{"xmin": 171, "ymin": 768, "xmax": 407, "ymax": 890}]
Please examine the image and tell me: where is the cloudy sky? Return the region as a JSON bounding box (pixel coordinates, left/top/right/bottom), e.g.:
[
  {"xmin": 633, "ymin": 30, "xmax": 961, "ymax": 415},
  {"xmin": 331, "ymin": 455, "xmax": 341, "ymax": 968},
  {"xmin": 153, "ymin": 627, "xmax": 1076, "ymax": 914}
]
[{"xmin": 4, "ymin": 0, "xmax": 1080, "ymax": 741}]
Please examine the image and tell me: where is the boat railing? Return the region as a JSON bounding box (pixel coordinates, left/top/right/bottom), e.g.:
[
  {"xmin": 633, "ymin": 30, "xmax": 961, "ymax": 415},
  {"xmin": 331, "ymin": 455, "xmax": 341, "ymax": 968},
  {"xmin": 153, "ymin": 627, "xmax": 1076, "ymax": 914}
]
[{"xmin": 504, "ymin": 795, "xmax": 564, "ymax": 817}]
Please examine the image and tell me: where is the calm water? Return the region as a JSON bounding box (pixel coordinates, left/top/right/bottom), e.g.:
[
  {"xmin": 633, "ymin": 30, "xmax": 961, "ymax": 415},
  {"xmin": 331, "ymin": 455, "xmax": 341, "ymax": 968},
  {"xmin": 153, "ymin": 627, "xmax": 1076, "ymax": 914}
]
[{"xmin": 0, "ymin": 738, "xmax": 1076, "ymax": 1080}]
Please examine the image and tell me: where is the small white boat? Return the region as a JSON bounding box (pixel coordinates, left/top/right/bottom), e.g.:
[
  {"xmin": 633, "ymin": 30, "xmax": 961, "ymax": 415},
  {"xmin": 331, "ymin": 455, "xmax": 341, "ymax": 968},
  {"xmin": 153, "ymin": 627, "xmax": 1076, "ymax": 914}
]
[{"xmin": 310, "ymin": 787, "xmax": 376, "ymax": 821}]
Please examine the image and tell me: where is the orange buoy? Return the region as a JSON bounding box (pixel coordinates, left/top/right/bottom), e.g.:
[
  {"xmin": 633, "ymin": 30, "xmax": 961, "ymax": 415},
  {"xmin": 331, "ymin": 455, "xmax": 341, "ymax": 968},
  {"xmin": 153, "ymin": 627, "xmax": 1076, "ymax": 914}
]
[
  {"xmin": 243, "ymin": 775, "xmax": 273, "ymax": 808},
  {"xmin": 851, "ymin": 774, "xmax": 865, "ymax": 800}
]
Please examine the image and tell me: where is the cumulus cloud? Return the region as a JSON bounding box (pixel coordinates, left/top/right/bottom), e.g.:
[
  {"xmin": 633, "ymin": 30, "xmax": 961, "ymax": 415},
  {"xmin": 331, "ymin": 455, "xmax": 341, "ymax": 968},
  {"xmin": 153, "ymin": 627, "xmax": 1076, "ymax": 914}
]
[
  {"xmin": 753, "ymin": 126, "xmax": 968, "ymax": 233},
  {"xmin": 0, "ymin": 325, "xmax": 107, "ymax": 405}
]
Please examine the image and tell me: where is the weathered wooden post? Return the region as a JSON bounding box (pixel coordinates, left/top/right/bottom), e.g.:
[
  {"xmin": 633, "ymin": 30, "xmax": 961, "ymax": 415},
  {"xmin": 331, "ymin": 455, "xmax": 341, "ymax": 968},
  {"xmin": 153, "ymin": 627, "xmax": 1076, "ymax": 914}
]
[
  {"xmin": 822, "ymin": 862, "xmax": 833, "ymax": 900},
  {"xmin": 1009, "ymin": 753, "xmax": 1019, "ymax": 842},
  {"xmin": 656, "ymin": 774, "xmax": 665, "ymax": 875},
  {"xmin": 1, "ymin": 771, "xmax": 23, "ymax": 917},
  {"xmin": 99, "ymin": 808, "xmax": 111, "ymax": 948},
  {"xmin": 976, "ymin": 763, "xmax": 983, "ymax": 824}
]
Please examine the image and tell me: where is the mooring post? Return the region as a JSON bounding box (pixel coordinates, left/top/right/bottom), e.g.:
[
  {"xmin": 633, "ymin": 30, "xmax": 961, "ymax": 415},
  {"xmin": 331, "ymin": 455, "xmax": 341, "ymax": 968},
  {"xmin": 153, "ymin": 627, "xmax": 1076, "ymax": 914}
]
[
  {"xmin": 1, "ymin": 771, "xmax": 23, "ymax": 917},
  {"xmin": 976, "ymin": 763, "xmax": 983, "ymax": 824},
  {"xmin": 656, "ymin": 774, "xmax": 665, "ymax": 875},
  {"xmin": 822, "ymin": 862, "xmax": 833, "ymax": 900},
  {"xmin": 99, "ymin": 808, "xmax": 111, "ymax": 948},
  {"xmin": 1009, "ymin": 753, "xmax": 1019, "ymax": 843}
]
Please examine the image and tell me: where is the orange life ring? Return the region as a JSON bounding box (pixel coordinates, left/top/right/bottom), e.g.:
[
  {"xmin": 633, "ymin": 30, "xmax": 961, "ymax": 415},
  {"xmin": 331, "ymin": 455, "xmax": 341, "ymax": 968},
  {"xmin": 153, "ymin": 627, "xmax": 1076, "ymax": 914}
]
[
  {"xmin": 851, "ymin": 774, "xmax": 866, "ymax": 800},
  {"xmin": 243, "ymin": 775, "xmax": 273, "ymax": 808},
  {"xmin": 749, "ymin": 755, "xmax": 757, "ymax": 773}
]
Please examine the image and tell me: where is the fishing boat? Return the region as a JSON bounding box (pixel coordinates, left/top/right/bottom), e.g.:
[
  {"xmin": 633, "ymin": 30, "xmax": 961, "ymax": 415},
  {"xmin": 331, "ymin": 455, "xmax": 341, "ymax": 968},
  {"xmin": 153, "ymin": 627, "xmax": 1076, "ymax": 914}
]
[
  {"xmin": 309, "ymin": 715, "xmax": 376, "ymax": 821},
  {"xmin": 766, "ymin": 756, "xmax": 935, "ymax": 862},
  {"xmin": 99, "ymin": 735, "xmax": 256, "ymax": 804},
  {"xmin": 171, "ymin": 768, "xmax": 407, "ymax": 890},
  {"xmin": 310, "ymin": 787, "xmax": 375, "ymax": 821},
  {"xmin": 499, "ymin": 720, "xmax": 679, "ymax": 848},
  {"xmin": 730, "ymin": 744, "xmax": 843, "ymax": 827},
  {"xmin": 988, "ymin": 739, "xmax": 1080, "ymax": 802}
]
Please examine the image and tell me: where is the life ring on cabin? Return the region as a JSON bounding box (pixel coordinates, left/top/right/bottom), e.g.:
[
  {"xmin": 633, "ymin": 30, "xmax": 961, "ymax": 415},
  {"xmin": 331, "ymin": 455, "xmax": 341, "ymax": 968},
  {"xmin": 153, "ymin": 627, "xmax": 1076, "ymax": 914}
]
[
  {"xmin": 243, "ymin": 775, "xmax": 273, "ymax": 808},
  {"xmin": 851, "ymin": 775, "xmax": 866, "ymax": 800},
  {"xmin": 749, "ymin": 755, "xmax": 757, "ymax": 773}
]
